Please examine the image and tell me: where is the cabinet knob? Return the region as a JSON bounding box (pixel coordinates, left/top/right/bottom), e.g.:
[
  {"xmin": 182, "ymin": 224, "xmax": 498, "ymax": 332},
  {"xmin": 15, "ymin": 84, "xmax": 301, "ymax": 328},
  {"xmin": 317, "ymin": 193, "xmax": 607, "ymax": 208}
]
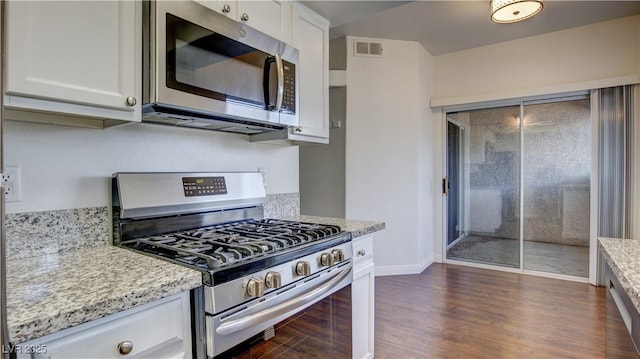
[
  {"xmin": 222, "ymin": 4, "xmax": 231, "ymax": 13},
  {"xmin": 294, "ymin": 127, "xmax": 303, "ymax": 132},
  {"xmin": 125, "ymin": 96, "xmax": 137, "ymax": 106},
  {"xmin": 240, "ymin": 13, "xmax": 249, "ymax": 22},
  {"xmin": 357, "ymin": 250, "xmax": 366, "ymax": 257},
  {"xmin": 117, "ymin": 341, "xmax": 134, "ymax": 355}
]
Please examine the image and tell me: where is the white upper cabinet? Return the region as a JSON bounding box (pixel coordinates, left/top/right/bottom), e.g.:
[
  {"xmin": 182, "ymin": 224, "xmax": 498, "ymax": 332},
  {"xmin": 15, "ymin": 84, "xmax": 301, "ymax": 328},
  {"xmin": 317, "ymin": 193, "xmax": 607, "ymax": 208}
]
[
  {"xmin": 197, "ymin": 0, "xmax": 293, "ymax": 43},
  {"xmin": 291, "ymin": 4, "xmax": 330, "ymax": 142},
  {"xmin": 199, "ymin": 0, "xmax": 240, "ymax": 18},
  {"xmin": 251, "ymin": 3, "xmax": 330, "ymax": 144},
  {"xmin": 4, "ymin": 1, "xmax": 141, "ymax": 128},
  {"xmin": 240, "ymin": 1, "xmax": 292, "ymax": 43}
]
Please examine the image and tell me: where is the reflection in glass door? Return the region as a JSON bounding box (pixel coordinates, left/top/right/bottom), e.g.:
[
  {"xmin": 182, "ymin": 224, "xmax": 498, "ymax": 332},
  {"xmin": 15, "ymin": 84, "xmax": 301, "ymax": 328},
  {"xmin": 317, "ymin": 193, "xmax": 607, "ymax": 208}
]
[
  {"xmin": 522, "ymin": 99, "xmax": 591, "ymax": 277},
  {"xmin": 446, "ymin": 106, "xmax": 521, "ymax": 268},
  {"xmin": 445, "ymin": 97, "xmax": 591, "ymax": 278}
]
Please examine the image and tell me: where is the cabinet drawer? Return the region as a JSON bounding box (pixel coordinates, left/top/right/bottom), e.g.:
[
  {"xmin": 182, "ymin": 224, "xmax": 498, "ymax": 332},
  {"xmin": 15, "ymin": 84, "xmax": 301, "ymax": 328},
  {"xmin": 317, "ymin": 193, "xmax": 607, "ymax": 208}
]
[
  {"xmin": 21, "ymin": 293, "xmax": 190, "ymax": 359},
  {"xmin": 352, "ymin": 236, "xmax": 373, "ymax": 267}
]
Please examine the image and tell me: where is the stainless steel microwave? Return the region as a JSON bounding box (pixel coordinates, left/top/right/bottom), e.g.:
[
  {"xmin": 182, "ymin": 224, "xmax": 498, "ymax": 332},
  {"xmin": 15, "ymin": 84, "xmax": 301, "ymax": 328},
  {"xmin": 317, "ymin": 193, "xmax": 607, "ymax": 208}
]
[{"xmin": 142, "ymin": 1, "xmax": 299, "ymax": 134}]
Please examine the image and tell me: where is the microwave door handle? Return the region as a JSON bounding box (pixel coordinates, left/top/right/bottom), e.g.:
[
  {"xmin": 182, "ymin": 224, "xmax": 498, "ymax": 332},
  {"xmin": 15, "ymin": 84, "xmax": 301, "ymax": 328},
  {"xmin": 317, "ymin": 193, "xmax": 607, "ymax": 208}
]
[
  {"xmin": 263, "ymin": 56, "xmax": 274, "ymax": 110},
  {"xmin": 273, "ymin": 53, "xmax": 284, "ymax": 112},
  {"xmin": 263, "ymin": 54, "xmax": 285, "ymax": 112}
]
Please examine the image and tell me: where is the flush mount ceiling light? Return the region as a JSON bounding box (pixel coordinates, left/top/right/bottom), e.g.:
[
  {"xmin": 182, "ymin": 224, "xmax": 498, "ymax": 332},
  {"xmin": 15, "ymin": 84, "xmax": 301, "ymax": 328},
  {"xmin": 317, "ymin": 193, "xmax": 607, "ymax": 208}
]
[{"xmin": 490, "ymin": 0, "xmax": 543, "ymax": 24}]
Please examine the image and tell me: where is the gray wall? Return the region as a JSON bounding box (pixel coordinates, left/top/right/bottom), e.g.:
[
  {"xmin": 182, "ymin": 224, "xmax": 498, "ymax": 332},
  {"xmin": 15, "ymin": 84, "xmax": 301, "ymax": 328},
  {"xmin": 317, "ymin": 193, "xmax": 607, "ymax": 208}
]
[{"xmin": 299, "ymin": 86, "xmax": 346, "ymax": 218}]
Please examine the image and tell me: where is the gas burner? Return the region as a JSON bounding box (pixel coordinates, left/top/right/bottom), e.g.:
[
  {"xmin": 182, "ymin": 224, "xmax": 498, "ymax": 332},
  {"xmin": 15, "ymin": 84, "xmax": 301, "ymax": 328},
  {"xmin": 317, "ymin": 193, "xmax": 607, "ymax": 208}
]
[
  {"xmin": 147, "ymin": 235, "xmax": 181, "ymax": 244},
  {"xmin": 126, "ymin": 219, "xmax": 344, "ymax": 271}
]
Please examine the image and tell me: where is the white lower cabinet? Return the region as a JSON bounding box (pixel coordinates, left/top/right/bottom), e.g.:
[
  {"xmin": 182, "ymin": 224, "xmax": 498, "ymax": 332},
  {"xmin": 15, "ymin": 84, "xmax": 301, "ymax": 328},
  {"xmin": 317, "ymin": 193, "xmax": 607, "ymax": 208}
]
[
  {"xmin": 16, "ymin": 292, "xmax": 192, "ymax": 359},
  {"xmin": 352, "ymin": 235, "xmax": 375, "ymax": 359}
]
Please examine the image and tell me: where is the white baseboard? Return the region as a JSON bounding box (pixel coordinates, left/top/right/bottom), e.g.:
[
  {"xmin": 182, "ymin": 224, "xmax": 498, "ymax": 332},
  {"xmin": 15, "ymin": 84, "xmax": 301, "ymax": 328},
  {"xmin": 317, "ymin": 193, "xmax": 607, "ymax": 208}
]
[
  {"xmin": 374, "ymin": 256, "xmax": 435, "ymax": 276},
  {"xmin": 433, "ymin": 253, "xmax": 443, "ymax": 263}
]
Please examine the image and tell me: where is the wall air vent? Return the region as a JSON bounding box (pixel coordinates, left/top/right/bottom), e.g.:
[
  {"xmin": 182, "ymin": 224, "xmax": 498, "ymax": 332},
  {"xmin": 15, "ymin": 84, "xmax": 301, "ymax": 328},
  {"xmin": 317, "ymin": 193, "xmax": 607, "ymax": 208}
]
[{"xmin": 353, "ymin": 39, "xmax": 383, "ymax": 57}]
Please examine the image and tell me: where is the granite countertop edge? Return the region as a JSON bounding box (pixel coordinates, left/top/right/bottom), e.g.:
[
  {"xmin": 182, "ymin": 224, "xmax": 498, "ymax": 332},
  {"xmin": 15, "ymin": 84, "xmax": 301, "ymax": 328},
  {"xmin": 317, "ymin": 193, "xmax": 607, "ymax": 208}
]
[
  {"xmin": 7, "ymin": 246, "xmax": 203, "ymax": 344},
  {"xmin": 598, "ymin": 237, "xmax": 640, "ymax": 313}
]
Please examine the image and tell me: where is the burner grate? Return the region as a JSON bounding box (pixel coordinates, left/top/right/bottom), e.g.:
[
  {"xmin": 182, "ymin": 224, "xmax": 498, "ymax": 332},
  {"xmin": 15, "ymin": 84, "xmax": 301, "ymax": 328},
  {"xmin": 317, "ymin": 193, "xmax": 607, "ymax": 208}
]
[{"xmin": 126, "ymin": 219, "xmax": 342, "ymax": 271}]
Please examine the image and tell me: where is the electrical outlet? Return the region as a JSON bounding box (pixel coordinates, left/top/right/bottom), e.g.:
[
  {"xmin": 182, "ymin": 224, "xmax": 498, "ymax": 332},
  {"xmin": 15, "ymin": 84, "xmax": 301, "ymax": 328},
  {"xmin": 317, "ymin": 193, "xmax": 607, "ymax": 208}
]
[{"xmin": 2, "ymin": 166, "xmax": 22, "ymax": 202}]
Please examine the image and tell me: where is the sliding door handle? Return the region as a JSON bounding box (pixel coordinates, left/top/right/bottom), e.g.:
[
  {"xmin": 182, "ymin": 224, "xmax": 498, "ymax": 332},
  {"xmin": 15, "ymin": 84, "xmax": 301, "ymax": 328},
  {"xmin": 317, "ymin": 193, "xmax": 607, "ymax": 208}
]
[{"xmin": 443, "ymin": 176, "xmax": 449, "ymax": 196}]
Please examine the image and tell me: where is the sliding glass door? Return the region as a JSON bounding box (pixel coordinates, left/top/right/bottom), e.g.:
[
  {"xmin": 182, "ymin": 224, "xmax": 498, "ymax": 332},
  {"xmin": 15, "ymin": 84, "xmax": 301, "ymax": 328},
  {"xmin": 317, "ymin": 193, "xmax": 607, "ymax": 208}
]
[
  {"xmin": 446, "ymin": 106, "xmax": 521, "ymax": 268},
  {"xmin": 445, "ymin": 96, "xmax": 591, "ymax": 278},
  {"xmin": 522, "ymin": 99, "xmax": 591, "ymax": 277}
]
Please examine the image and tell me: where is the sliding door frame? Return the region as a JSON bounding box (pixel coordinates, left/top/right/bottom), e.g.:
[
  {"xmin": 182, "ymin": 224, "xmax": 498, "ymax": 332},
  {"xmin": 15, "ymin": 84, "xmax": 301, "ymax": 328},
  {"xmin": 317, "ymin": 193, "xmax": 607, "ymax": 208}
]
[
  {"xmin": 445, "ymin": 117, "xmax": 468, "ymax": 251},
  {"xmin": 441, "ymin": 91, "xmax": 598, "ymax": 285}
]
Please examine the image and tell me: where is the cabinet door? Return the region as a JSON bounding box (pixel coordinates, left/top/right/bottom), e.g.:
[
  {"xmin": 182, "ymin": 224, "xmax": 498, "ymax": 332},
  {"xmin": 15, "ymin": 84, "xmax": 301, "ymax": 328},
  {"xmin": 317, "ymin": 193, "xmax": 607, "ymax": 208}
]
[
  {"xmin": 195, "ymin": 0, "xmax": 238, "ymax": 19},
  {"xmin": 352, "ymin": 262, "xmax": 375, "ymax": 359},
  {"xmin": 5, "ymin": 1, "xmax": 140, "ymax": 125},
  {"xmin": 239, "ymin": 1, "xmax": 292, "ymax": 43},
  {"xmin": 352, "ymin": 235, "xmax": 375, "ymax": 359},
  {"xmin": 16, "ymin": 292, "xmax": 191, "ymax": 359},
  {"xmin": 291, "ymin": 4, "xmax": 330, "ymax": 142}
]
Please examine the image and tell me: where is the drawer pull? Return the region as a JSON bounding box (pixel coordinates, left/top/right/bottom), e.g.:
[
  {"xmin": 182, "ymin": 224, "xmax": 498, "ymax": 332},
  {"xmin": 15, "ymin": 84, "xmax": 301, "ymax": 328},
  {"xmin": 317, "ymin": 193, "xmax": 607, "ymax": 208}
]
[
  {"xmin": 118, "ymin": 341, "xmax": 134, "ymax": 355},
  {"xmin": 357, "ymin": 250, "xmax": 366, "ymax": 257}
]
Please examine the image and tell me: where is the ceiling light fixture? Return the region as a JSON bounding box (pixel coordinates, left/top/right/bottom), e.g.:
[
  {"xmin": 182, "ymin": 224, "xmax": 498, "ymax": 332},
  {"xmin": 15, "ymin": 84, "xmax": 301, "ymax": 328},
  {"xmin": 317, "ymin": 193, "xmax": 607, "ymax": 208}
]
[{"xmin": 490, "ymin": 0, "xmax": 543, "ymax": 24}]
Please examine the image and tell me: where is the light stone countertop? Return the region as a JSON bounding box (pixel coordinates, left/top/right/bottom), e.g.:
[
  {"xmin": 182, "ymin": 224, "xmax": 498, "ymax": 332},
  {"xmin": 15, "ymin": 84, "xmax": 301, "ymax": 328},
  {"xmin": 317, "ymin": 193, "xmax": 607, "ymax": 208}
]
[
  {"xmin": 7, "ymin": 246, "xmax": 202, "ymax": 344},
  {"xmin": 285, "ymin": 215, "xmax": 385, "ymax": 238},
  {"xmin": 599, "ymin": 237, "xmax": 640, "ymax": 313},
  {"xmin": 6, "ymin": 215, "xmax": 383, "ymax": 345}
]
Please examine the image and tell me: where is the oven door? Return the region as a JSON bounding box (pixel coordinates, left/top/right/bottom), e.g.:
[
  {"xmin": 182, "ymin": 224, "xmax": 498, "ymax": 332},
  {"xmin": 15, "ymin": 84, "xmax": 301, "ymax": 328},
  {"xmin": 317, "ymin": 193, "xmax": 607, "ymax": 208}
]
[
  {"xmin": 206, "ymin": 261, "xmax": 352, "ymax": 358},
  {"xmin": 147, "ymin": 0, "xmax": 298, "ymax": 127}
]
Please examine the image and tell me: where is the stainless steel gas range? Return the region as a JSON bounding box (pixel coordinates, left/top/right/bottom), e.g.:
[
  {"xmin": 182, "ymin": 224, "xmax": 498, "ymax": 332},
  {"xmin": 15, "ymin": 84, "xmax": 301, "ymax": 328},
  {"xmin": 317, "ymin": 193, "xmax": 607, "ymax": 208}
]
[{"xmin": 112, "ymin": 172, "xmax": 352, "ymax": 358}]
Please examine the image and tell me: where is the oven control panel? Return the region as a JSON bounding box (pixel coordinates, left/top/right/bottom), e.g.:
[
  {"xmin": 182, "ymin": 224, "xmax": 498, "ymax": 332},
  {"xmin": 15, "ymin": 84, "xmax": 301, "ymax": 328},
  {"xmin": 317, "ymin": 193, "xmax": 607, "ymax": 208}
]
[{"xmin": 182, "ymin": 176, "xmax": 228, "ymax": 197}]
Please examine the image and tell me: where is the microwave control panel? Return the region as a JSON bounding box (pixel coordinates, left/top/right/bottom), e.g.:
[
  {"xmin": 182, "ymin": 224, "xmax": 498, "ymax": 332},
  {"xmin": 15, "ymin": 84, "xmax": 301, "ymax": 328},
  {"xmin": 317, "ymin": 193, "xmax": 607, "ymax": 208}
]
[{"xmin": 281, "ymin": 62, "xmax": 296, "ymax": 115}]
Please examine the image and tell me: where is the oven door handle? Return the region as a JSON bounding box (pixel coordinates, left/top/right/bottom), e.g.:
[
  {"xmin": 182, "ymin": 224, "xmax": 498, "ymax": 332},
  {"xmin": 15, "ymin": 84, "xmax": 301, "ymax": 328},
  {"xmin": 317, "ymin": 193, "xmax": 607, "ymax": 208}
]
[{"xmin": 216, "ymin": 265, "xmax": 352, "ymax": 336}]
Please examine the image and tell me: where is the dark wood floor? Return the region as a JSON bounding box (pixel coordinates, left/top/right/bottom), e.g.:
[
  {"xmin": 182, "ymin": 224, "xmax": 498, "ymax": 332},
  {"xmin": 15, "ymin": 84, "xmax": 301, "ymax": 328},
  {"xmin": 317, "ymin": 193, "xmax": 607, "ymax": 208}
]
[
  {"xmin": 222, "ymin": 263, "xmax": 606, "ymax": 359},
  {"xmin": 375, "ymin": 263, "xmax": 605, "ymax": 358}
]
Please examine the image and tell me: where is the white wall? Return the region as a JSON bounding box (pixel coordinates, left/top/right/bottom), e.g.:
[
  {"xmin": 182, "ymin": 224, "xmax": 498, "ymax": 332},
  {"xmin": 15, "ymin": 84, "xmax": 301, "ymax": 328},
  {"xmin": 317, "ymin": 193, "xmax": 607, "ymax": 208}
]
[
  {"xmin": 431, "ymin": 14, "xmax": 640, "ymax": 262},
  {"xmin": 433, "ymin": 15, "xmax": 640, "ymax": 106},
  {"xmin": 345, "ymin": 37, "xmax": 436, "ymax": 275},
  {"xmin": 417, "ymin": 46, "xmax": 441, "ymax": 267},
  {"xmin": 4, "ymin": 120, "xmax": 299, "ymax": 213}
]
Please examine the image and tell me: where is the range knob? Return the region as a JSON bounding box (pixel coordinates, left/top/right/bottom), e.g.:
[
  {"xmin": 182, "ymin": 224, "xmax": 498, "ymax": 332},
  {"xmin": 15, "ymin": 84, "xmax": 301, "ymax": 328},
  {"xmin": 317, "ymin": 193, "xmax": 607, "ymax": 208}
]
[
  {"xmin": 246, "ymin": 278, "xmax": 264, "ymax": 297},
  {"xmin": 295, "ymin": 261, "xmax": 311, "ymax": 276},
  {"xmin": 332, "ymin": 249, "xmax": 345, "ymax": 262},
  {"xmin": 320, "ymin": 252, "xmax": 335, "ymax": 266},
  {"xmin": 265, "ymin": 271, "xmax": 282, "ymax": 288}
]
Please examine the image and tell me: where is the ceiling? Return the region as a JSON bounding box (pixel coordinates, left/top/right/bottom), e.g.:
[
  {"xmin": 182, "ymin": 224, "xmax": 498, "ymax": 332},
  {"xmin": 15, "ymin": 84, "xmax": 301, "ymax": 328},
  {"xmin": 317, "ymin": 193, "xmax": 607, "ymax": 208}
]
[{"xmin": 300, "ymin": 1, "xmax": 640, "ymax": 56}]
